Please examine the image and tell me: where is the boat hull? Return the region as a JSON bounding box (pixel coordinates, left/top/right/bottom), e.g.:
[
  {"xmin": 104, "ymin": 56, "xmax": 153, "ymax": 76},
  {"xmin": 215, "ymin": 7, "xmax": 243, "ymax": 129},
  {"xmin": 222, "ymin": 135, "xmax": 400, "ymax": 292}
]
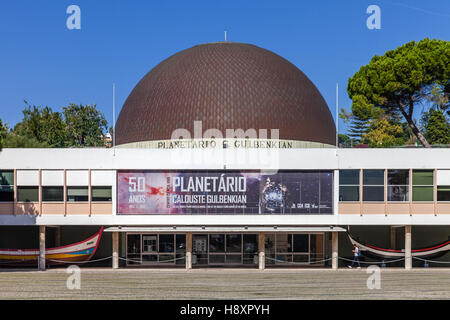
[{"xmin": 0, "ymin": 227, "xmax": 103, "ymax": 267}]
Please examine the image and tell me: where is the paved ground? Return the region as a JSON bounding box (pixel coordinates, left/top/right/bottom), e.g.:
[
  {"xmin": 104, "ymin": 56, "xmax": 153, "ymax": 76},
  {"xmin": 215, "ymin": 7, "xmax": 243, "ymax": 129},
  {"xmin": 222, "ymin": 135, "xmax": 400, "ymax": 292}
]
[{"xmin": 0, "ymin": 268, "xmax": 449, "ymax": 300}]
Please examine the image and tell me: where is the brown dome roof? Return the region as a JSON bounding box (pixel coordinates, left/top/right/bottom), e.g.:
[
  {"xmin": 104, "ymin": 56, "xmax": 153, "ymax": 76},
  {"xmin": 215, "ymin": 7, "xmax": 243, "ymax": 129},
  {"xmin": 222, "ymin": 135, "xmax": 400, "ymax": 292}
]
[{"xmin": 115, "ymin": 42, "xmax": 336, "ymax": 146}]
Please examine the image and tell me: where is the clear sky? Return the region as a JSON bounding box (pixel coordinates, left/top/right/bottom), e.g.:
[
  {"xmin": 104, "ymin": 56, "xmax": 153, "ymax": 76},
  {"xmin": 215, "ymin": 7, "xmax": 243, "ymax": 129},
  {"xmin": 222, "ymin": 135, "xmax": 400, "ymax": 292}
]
[{"xmin": 0, "ymin": 0, "xmax": 449, "ymax": 134}]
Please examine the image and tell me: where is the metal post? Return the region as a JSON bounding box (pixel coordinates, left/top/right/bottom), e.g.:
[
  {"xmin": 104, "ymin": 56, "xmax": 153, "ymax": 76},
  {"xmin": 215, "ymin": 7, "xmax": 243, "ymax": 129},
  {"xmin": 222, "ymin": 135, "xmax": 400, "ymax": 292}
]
[
  {"xmin": 405, "ymin": 225, "xmax": 412, "ymax": 270},
  {"xmin": 186, "ymin": 232, "xmax": 192, "ymax": 270},
  {"xmin": 39, "ymin": 226, "xmax": 46, "ymax": 271},
  {"xmin": 332, "ymin": 231, "xmax": 338, "ymax": 270},
  {"xmin": 258, "ymin": 232, "xmax": 265, "ymax": 270},
  {"xmin": 112, "ymin": 232, "xmax": 119, "ymax": 269}
]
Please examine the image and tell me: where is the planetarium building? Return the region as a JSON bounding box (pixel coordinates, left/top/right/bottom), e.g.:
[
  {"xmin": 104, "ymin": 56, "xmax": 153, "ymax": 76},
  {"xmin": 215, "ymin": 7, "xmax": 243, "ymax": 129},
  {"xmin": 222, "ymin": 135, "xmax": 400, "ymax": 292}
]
[{"xmin": 1, "ymin": 42, "xmax": 450, "ymax": 270}]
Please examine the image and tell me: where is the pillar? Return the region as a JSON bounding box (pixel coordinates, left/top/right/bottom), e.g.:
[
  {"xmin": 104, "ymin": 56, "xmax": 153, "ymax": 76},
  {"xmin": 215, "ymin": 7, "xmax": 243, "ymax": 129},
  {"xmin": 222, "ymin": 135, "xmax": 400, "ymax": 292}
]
[
  {"xmin": 258, "ymin": 232, "xmax": 265, "ymax": 270},
  {"xmin": 39, "ymin": 226, "xmax": 46, "ymax": 271},
  {"xmin": 112, "ymin": 232, "xmax": 119, "ymax": 269},
  {"xmin": 405, "ymin": 225, "xmax": 412, "ymax": 270},
  {"xmin": 55, "ymin": 226, "xmax": 61, "ymax": 247},
  {"xmin": 390, "ymin": 226, "xmax": 396, "ymax": 250},
  {"xmin": 186, "ymin": 232, "xmax": 192, "ymax": 270},
  {"xmin": 331, "ymin": 231, "xmax": 338, "ymax": 270}
]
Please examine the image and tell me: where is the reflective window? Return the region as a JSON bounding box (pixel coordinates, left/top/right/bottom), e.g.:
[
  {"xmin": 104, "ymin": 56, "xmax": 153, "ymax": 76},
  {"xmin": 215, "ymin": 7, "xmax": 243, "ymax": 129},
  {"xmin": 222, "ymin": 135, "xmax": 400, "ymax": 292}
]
[
  {"xmin": 388, "ymin": 170, "xmax": 409, "ymax": 201},
  {"xmin": 159, "ymin": 234, "xmax": 174, "ymax": 253},
  {"xmin": 413, "ymin": 170, "xmax": 433, "ymax": 201},
  {"xmin": 42, "ymin": 187, "xmax": 63, "ymax": 202},
  {"xmin": 339, "ymin": 170, "xmax": 359, "ymax": 201},
  {"xmin": 226, "ymin": 234, "xmax": 241, "ymax": 253},
  {"xmin": 91, "ymin": 186, "xmax": 112, "ymax": 201},
  {"xmin": 209, "ymin": 234, "xmax": 225, "ymax": 252},
  {"xmin": 17, "ymin": 187, "xmax": 38, "ymax": 202},
  {"xmin": 0, "ymin": 171, "xmax": 14, "ymax": 202},
  {"xmin": 363, "ymin": 170, "xmax": 384, "ymax": 201},
  {"xmin": 67, "ymin": 187, "xmax": 88, "ymax": 202}
]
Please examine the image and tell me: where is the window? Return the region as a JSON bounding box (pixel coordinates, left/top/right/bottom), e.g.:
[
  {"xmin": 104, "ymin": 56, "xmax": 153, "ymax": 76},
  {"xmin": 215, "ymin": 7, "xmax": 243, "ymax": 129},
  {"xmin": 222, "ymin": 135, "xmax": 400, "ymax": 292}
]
[
  {"xmin": 0, "ymin": 171, "xmax": 14, "ymax": 202},
  {"xmin": 17, "ymin": 187, "xmax": 38, "ymax": 202},
  {"xmin": 363, "ymin": 170, "xmax": 384, "ymax": 201},
  {"xmin": 387, "ymin": 170, "xmax": 409, "ymax": 201},
  {"xmin": 339, "ymin": 170, "xmax": 359, "ymax": 201},
  {"xmin": 413, "ymin": 170, "xmax": 433, "ymax": 201},
  {"xmin": 42, "ymin": 186, "xmax": 63, "ymax": 202},
  {"xmin": 209, "ymin": 234, "xmax": 225, "ymax": 252},
  {"xmin": 67, "ymin": 187, "xmax": 88, "ymax": 202},
  {"xmin": 437, "ymin": 186, "xmax": 450, "ymax": 201},
  {"xmin": 91, "ymin": 186, "xmax": 112, "ymax": 201}
]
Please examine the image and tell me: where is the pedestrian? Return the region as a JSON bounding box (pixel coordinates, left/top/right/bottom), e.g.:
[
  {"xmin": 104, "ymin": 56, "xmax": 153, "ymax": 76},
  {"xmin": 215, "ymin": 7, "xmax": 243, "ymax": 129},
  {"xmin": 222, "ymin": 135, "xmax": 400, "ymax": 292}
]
[{"xmin": 348, "ymin": 244, "xmax": 361, "ymax": 269}]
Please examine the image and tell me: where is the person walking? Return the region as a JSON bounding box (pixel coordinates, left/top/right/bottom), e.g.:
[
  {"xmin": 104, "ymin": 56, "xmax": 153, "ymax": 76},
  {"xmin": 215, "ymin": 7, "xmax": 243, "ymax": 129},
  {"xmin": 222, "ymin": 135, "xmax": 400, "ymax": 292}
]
[{"xmin": 348, "ymin": 244, "xmax": 361, "ymax": 269}]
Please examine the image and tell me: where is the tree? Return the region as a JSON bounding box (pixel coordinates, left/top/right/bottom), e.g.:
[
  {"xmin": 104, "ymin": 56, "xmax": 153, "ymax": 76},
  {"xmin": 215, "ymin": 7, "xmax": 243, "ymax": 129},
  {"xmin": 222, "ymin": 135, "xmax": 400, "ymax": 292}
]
[
  {"xmin": 364, "ymin": 114, "xmax": 405, "ymax": 148},
  {"xmin": 13, "ymin": 103, "xmax": 66, "ymax": 147},
  {"xmin": 421, "ymin": 109, "xmax": 450, "ymax": 145},
  {"xmin": 63, "ymin": 104, "xmax": 108, "ymax": 147},
  {"xmin": 347, "ymin": 38, "xmax": 450, "ymax": 148},
  {"xmin": 0, "ymin": 117, "xmax": 6, "ymax": 151}
]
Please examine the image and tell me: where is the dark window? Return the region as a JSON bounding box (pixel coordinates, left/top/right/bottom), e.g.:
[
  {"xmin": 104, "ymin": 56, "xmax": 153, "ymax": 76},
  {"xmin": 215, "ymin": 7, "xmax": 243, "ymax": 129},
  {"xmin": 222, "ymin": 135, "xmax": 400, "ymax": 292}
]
[
  {"xmin": 158, "ymin": 234, "xmax": 174, "ymax": 253},
  {"xmin": 0, "ymin": 186, "xmax": 14, "ymax": 202},
  {"xmin": 437, "ymin": 186, "xmax": 450, "ymax": 202},
  {"xmin": 226, "ymin": 234, "xmax": 241, "ymax": 253},
  {"xmin": 363, "ymin": 170, "xmax": 384, "ymax": 201},
  {"xmin": 209, "ymin": 234, "xmax": 225, "ymax": 252},
  {"xmin": 292, "ymin": 234, "xmax": 309, "ymax": 252},
  {"xmin": 42, "ymin": 186, "xmax": 63, "ymax": 202},
  {"xmin": 0, "ymin": 171, "xmax": 14, "ymax": 202},
  {"xmin": 91, "ymin": 186, "xmax": 112, "ymax": 201},
  {"xmin": 340, "ymin": 170, "xmax": 359, "ymax": 185},
  {"xmin": 17, "ymin": 187, "xmax": 38, "ymax": 202},
  {"xmin": 339, "ymin": 170, "xmax": 360, "ymax": 201},
  {"xmin": 67, "ymin": 187, "xmax": 88, "ymax": 202}
]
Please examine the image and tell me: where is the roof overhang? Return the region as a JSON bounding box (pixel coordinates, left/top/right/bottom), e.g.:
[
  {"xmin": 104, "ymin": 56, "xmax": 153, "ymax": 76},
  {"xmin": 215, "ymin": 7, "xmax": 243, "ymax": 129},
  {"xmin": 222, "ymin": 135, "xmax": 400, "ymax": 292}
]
[{"xmin": 104, "ymin": 226, "xmax": 347, "ymax": 233}]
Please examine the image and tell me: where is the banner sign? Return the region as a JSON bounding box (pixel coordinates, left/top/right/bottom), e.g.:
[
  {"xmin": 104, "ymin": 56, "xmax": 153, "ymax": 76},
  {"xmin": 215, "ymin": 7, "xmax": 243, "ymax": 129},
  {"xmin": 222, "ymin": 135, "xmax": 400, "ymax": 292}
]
[{"xmin": 117, "ymin": 171, "xmax": 333, "ymax": 215}]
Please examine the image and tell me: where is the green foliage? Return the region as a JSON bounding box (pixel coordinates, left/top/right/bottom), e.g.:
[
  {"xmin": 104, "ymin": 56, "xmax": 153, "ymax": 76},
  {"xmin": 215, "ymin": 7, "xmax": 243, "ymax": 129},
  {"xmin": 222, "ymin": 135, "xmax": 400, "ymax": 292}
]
[
  {"xmin": 421, "ymin": 109, "xmax": 450, "ymax": 145},
  {"xmin": 13, "ymin": 103, "xmax": 66, "ymax": 147},
  {"xmin": 63, "ymin": 103, "xmax": 108, "ymax": 147},
  {"xmin": 347, "ymin": 38, "xmax": 450, "ymax": 148},
  {"xmin": 6, "ymin": 102, "xmax": 108, "ymax": 148},
  {"xmin": 0, "ymin": 117, "xmax": 6, "ymax": 151},
  {"xmin": 364, "ymin": 114, "xmax": 406, "ymax": 148},
  {"xmin": 4, "ymin": 132, "xmax": 49, "ymax": 148}
]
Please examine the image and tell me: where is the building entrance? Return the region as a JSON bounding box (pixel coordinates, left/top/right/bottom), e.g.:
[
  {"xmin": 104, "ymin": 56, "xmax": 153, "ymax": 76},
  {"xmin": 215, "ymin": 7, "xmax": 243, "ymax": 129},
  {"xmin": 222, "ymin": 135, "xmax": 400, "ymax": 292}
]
[{"xmin": 125, "ymin": 232, "xmax": 324, "ymax": 267}]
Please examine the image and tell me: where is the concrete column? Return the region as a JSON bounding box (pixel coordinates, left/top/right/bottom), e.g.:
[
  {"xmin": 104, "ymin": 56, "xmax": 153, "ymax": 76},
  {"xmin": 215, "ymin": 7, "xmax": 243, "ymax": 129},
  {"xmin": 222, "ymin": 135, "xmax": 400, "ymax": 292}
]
[
  {"xmin": 258, "ymin": 232, "xmax": 265, "ymax": 270},
  {"xmin": 112, "ymin": 232, "xmax": 119, "ymax": 269},
  {"xmin": 55, "ymin": 226, "xmax": 61, "ymax": 247},
  {"xmin": 331, "ymin": 231, "xmax": 338, "ymax": 270},
  {"xmin": 405, "ymin": 225, "xmax": 412, "ymax": 270},
  {"xmin": 38, "ymin": 226, "xmax": 46, "ymax": 271},
  {"xmin": 390, "ymin": 226, "xmax": 396, "ymax": 250},
  {"xmin": 186, "ymin": 232, "xmax": 192, "ymax": 270}
]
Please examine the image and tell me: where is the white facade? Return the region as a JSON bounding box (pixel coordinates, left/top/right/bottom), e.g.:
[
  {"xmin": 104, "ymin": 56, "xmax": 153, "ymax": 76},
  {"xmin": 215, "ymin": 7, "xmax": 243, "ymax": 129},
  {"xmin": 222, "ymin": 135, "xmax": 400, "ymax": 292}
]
[{"xmin": 1, "ymin": 147, "xmax": 450, "ymax": 226}]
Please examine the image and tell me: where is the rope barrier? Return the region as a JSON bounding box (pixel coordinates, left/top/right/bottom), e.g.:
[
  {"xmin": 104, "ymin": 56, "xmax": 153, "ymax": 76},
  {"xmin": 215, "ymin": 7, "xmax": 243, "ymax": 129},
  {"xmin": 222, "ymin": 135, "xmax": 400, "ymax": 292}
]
[
  {"xmin": 338, "ymin": 256, "xmax": 405, "ymax": 264},
  {"xmin": 46, "ymin": 256, "xmax": 112, "ymax": 264},
  {"xmin": 265, "ymin": 257, "xmax": 332, "ymax": 265},
  {"xmin": 119, "ymin": 256, "xmax": 186, "ymax": 264},
  {"xmin": 413, "ymin": 257, "xmax": 450, "ymax": 264}
]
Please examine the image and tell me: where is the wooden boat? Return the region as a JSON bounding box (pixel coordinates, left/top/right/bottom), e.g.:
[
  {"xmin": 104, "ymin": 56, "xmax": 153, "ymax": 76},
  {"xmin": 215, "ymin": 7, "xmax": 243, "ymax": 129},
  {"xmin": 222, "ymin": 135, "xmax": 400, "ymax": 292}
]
[
  {"xmin": 0, "ymin": 227, "xmax": 103, "ymax": 266},
  {"xmin": 348, "ymin": 232, "xmax": 450, "ymax": 261}
]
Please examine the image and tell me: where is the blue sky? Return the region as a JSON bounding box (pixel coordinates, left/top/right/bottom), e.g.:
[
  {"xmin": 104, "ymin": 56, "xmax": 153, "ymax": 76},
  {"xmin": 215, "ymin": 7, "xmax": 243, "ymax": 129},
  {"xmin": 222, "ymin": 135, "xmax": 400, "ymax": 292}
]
[{"xmin": 0, "ymin": 0, "xmax": 449, "ymax": 134}]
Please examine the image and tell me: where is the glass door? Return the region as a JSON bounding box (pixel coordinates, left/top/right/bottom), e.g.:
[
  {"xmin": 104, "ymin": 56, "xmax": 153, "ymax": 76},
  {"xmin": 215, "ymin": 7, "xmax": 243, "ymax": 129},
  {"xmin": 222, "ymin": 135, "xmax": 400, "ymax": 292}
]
[{"xmin": 192, "ymin": 235, "xmax": 208, "ymax": 265}]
